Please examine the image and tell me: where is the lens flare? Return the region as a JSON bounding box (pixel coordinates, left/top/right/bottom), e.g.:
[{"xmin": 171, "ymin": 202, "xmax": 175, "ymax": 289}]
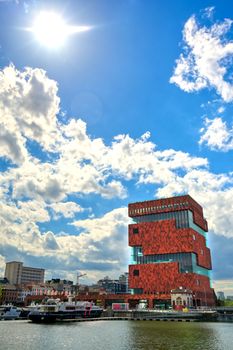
[{"xmin": 31, "ymin": 11, "xmax": 91, "ymax": 48}]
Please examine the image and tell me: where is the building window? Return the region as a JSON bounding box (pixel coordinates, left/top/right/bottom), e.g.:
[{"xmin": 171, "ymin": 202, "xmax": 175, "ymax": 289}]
[
  {"xmin": 133, "ymin": 228, "xmax": 139, "ymax": 234},
  {"xmin": 133, "ymin": 288, "xmax": 143, "ymax": 294},
  {"xmin": 133, "ymin": 269, "xmax": 139, "ymax": 276},
  {"xmin": 176, "ymin": 297, "xmax": 182, "ymax": 305},
  {"xmin": 193, "ymin": 234, "xmax": 196, "ymax": 240}
]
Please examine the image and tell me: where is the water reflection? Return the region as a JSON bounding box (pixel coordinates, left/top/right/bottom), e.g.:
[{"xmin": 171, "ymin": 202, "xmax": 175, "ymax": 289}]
[
  {"xmin": 127, "ymin": 321, "xmax": 221, "ymax": 350},
  {"xmin": 0, "ymin": 321, "xmax": 232, "ymax": 350}
]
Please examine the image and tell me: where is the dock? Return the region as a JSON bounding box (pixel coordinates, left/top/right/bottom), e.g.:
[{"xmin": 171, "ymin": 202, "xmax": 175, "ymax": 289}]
[{"xmin": 39, "ymin": 316, "xmax": 199, "ymax": 323}]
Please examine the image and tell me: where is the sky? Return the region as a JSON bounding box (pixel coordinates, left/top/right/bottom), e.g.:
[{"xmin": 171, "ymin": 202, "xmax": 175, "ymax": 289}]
[{"xmin": 0, "ymin": 0, "xmax": 233, "ymax": 295}]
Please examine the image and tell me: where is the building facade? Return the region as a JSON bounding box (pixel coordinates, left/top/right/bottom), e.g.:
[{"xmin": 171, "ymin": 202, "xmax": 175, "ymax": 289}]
[
  {"xmin": 97, "ymin": 273, "xmax": 128, "ymax": 294},
  {"xmin": 0, "ymin": 284, "xmax": 18, "ymax": 304},
  {"xmin": 216, "ymin": 291, "xmax": 225, "ymax": 301},
  {"xmin": 4, "ymin": 261, "xmax": 45, "ymax": 285},
  {"xmin": 128, "ymin": 195, "xmax": 215, "ymax": 307}
]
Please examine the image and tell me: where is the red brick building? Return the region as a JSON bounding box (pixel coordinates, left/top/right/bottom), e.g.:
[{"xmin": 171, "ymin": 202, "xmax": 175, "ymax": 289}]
[{"xmin": 128, "ymin": 195, "xmax": 216, "ymax": 308}]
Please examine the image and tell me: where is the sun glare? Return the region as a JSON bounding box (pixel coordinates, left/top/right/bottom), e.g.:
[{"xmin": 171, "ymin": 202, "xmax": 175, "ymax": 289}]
[{"xmin": 31, "ymin": 11, "xmax": 91, "ymax": 49}]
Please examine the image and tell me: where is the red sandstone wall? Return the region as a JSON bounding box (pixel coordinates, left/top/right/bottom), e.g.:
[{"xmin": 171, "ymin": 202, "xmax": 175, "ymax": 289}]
[
  {"xmin": 128, "ymin": 195, "xmax": 208, "ymax": 231},
  {"xmin": 129, "ymin": 220, "xmax": 212, "ymax": 269},
  {"xmin": 129, "ymin": 262, "xmax": 214, "ymax": 305}
]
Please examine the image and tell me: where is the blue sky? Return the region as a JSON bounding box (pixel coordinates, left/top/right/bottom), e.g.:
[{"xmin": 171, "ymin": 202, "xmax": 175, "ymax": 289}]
[{"xmin": 0, "ymin": 0, "xmax": 233, "ymax": 295}]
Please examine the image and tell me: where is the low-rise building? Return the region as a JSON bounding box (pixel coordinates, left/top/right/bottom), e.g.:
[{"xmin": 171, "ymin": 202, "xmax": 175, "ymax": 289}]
[
  {"xmin": 0, "ymin": 284, "xmax": 18, "ymax": 304},
  {"xmin": 97, "ymin": 274, "xmax": 128, "ymax": 294}
]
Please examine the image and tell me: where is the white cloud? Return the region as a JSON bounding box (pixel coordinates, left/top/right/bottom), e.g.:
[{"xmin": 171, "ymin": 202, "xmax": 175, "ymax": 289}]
[
  {"xmin": 0, "ymin": 206, "xmax": 129, "ymax": 280},
  {"xmin": 217, "ymin": 106, "xmax": 225, "ymax": 114},
  {"xmin": 0, "ymin": 65, "xmax": 210, "ymax": 203},
  {"xmin": 155, "ymin": 169, "xmax": 233, "ymax": 238},
  {"xmin": 0, "ymin": 65, "xmax": 60, "ymax": 165},
  {"xmin": 199, "ymin": 117, "xmax": 233, "ymax": 151},
  {"xmin": 98, "ymin": 180, "xmax": 127, "ymax": 199},
  {"xmin": 0, "ymin": 255, "xmax": 6, "ymax": 276},
  {"xmin": 213, "ymin": 280, "xmax": 233, "ymax": 296},
  {"xmin": 11, "ymin": 161, "xmax": 66, "ymax": 202},
  {"xmin": 0, "ymin": 124, "xmax": 28, "ymax": 164},
  {"xmin": 69, "ymin": 207, "xmax": 129, "ymax": 268},
  {"xmin": 43, "ymin": 231, "xmax": 60, "ymax": 250},
  {"xmin": 203, "ymin": 7, "xmax": 215, "ymax": 19},
  {"xmin": 2, "ymin": 64, "xmax": 233, "ymax": 284},
  {"xmin": 49, "ymin": 201, "xmax": 83, "ymax": 219},
  {"xmin": 17, "ymin": 200, "xmax": 50, "ymax": 223},
  {"xmin": 170, "ymin": 12, "xmax": 233, "ymax": 102}
]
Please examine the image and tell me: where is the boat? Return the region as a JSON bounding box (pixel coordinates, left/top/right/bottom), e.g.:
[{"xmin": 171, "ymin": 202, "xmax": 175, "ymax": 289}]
[
  {"xmin": 28, "ymin": 298, "xmax": 103, "ymax": 323},
  {"xmin": 19, "ymin": 303, "xmax": 41, "ymax": 319},
  {"xmin": 0, "ymin": 305, "xmax": 21, "ymax": 320}
]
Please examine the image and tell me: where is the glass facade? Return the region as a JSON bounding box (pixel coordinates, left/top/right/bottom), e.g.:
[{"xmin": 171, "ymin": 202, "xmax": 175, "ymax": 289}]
[
  {"xmin": 188, "ymin": 211, "xmax": 206, "ymax": 237},
  {"xmin": 131, "ymin": 247, "xmax": 210, "ymax": 277},
  {"xmin": 132, "ymin": 210, "xmax": 189, "ymax": 228},
  {"xmin": 191, "ymin": 254, "xmax": 210, "ymax": 277},
  {"xmin": 131, "ymin": 288, "xmax": 143, "ymax": 295},
  {"xmin": 132, "ymin": 210, "xmax": 206, "ymax": 237}
]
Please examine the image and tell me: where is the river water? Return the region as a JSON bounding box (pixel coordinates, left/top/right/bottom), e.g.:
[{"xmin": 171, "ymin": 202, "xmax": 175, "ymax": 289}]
[{"xmin": 0, "ymin": 320, "xmax": 232, "ymax": 350}]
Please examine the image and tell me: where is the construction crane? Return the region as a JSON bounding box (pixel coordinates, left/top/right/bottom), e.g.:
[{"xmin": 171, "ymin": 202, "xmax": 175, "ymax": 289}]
[
  {"xmin": 76, "ymin": 273, "xmax": 87, "ymax": 286},
  {"xmin": 74, "ymin": 273, "xmax": 87, "ymax": 305}
]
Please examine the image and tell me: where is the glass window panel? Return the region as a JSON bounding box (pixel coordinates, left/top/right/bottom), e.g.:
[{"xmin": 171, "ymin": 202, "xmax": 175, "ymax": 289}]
[
  {"xmin": 134, "ymin": 251, "xmax": 210, "ymax": 277},
  {"xmin": 132, "ymin": 209, "xmax": 203, "ymax": 232}
]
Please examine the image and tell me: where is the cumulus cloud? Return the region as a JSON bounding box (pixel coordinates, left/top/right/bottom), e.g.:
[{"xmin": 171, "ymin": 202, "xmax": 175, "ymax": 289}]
[
  {"xmin": 0, "ymin": 125, "xmax": 27, "ymax": 164},
  {"xmin": 155, "ymin": 169, "xmax": 233, "ymax": 239},
  {"xmin": 49, "ymin": 201, "xmax": 83, "ymax": 219},
  {"xmin": 69, "ymin": 207, "xmax": 129, "ymax": 269},
  {"xmin": 0, "ymin": 65, "xmax": 210, "ymax": 203},
  {"xmin": 1, "ymin": 64, "xmax": 233, "ymax": 285},
  {"xmin": 213, "ymin": 280, "xmax": 233, "ymax": 295},
  {"xmin": 0, "ymin": 65, "xmax": 60, "ymax": 165},
  {"xmin": 0, "ymin": 255, "xmax": 6, "ymax": 276},
  {"xmin": 43, "ymin": 231, "xmax": 60, "ymax": 250},
  {"xmin": 170, "ymin": 11, "xmax": 233, "ymax": 102},
  {"xmin": 0, "ymin": 207, "xmax": 129, "ymax": 280},
  {"xmin": 199, "ymin": 117, "xmax": 233, "ymax": 151}
]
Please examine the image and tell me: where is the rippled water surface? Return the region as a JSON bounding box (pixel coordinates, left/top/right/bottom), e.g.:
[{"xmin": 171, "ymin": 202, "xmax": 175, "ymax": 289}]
[{"xmin": 0, "ymin": 320, "xmax": 232, "ymax": 350}]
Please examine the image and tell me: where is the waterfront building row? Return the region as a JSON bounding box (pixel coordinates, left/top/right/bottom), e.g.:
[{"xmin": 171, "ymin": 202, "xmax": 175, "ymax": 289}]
[{"xmin": 0, "ymin": 274, "xmax": 129, "ymax": 305}]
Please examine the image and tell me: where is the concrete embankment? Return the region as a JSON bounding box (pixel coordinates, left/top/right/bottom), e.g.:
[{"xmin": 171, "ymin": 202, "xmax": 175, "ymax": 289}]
[
  {"xmin": 59, "ymin": 310, "xmax": 232, "ymax": 323},
  {"xmin": 104, "ymin": 310, "xmax": 217, "ymax": 322}
]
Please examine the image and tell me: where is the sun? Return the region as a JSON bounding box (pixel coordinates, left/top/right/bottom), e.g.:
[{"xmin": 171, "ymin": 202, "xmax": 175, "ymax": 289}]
[{"xmin": 31, "ymin": 11, "xmax": 91, "ymax": 49}]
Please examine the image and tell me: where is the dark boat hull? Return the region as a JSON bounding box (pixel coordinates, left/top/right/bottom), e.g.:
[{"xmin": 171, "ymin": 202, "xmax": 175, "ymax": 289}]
[{"xmin": 28, "ymin": 309, "xmax": 103, "ymax": 323}]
